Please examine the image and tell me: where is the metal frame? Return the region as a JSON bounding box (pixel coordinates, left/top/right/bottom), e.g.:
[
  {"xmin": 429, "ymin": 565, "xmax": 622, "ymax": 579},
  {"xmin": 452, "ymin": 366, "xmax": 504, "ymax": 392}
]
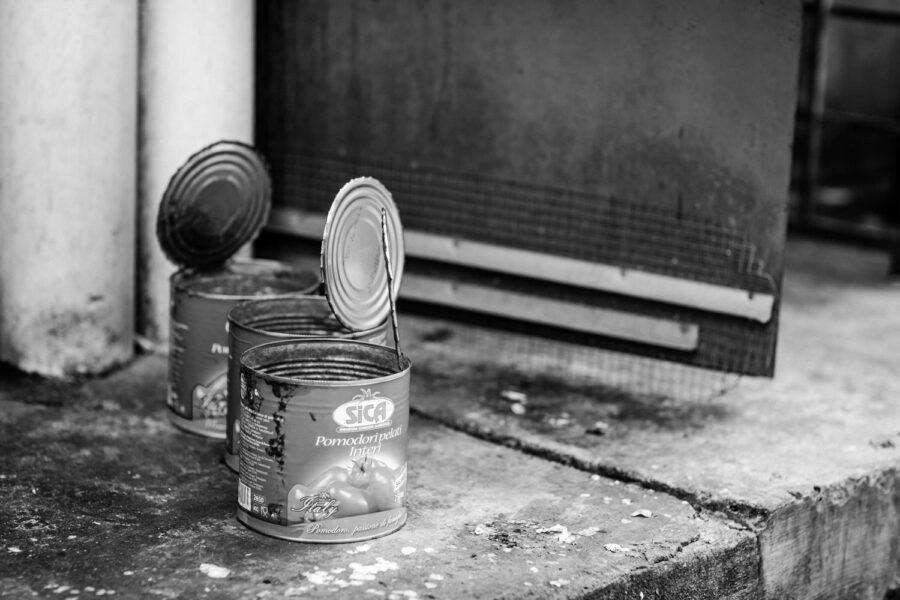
[{"xmin": 792, "ymin": 0, "xmax": 900, "ymax": 253}]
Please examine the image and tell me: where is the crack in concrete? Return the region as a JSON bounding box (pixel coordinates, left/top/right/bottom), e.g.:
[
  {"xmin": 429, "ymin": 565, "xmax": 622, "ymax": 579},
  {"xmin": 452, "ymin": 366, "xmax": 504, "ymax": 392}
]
[{"xmin": 410, "ymin": 405, "xmax": 770, "ymax": 531}]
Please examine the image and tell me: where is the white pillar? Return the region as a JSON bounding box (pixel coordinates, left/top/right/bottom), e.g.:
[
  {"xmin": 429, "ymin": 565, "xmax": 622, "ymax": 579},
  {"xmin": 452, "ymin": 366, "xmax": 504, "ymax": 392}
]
[
  {"xmin": 0, "ymin": 0, "xmax": 138, "ymax": 376},
  {"xmin": 138, "ymin": 0, "xmax": 256, "ymax": 344}
]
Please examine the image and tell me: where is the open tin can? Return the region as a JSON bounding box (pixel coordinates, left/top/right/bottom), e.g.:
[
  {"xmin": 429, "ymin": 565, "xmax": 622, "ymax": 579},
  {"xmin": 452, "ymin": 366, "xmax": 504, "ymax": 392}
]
[
  {"xmin": 157, "ymin": 141, "xmax": 319, "ymax": 438},
  {"xmin": 237, "ymin": 177, "xmax": 409, "ymax": 542},
  {"xmin": 237, "ymin": 339, "xmax": 410, "ymax": 542},
  {"xmin": 224, "ymin": 296, "xmax": 389, "ymax": 471}
]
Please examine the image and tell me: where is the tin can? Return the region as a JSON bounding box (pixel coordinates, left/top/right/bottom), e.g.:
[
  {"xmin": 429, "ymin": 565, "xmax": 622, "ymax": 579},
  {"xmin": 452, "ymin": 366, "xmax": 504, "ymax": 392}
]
[
  {"xmin": 224, "ymin": 296, "xmax": 390, "ymax": 471},
  {"xmin": 237, "ymin": 339, "xmax": 411, "ymax": 543},
  {"xmin": 156, "ymin": 140, "xmax": 320, "ymax": 438},
  {"xmin": 167, "ymin": 260, "xmax": 319, "ymax": 438}
]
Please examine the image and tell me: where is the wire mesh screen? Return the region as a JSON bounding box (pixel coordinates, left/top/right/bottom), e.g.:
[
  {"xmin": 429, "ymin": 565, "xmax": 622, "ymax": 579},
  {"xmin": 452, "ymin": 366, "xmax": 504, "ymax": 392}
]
[
  {"xmin": 255, "ymin": 0, "xmax": 797, "ymax": 389},
  {"xmin": 272, "ymin": 152, "xmax": 776, "ymax": 294}
]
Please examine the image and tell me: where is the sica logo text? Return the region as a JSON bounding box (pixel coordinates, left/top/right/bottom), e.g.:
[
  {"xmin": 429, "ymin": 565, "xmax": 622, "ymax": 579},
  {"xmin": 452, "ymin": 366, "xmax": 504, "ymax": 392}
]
[{"xmin": 333, "ymin": 389, "xmax": 394, "ymax": 433}]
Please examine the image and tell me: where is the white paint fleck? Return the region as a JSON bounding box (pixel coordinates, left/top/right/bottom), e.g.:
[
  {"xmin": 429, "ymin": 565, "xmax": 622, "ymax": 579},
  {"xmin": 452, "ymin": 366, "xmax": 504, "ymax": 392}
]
[
  {"xmin": 524, "ymin": 582, "xmax": 532, "ymax": 587},
  {"xmin": 424, "ymin": 582, "xmax": 437, "ymax": 590},
  {"xmin": 347, "ymin": 557, "xmax": 399, "ymax": 582},
  {"xmin": 589, "ymin": 474, "xmax": 601, "ymax": 482},
  {"xmin": 345, "ymin": 543, "xmax": 372, "ymax": 555},
  {"xmin": 558, "ymin": 530, "xmax": 576, "ymax": 544},
  {"xmin": 621, "ymin": 519, "xmax": 632, "ymax": 524},
  {"xmin": 54, "ymin": 585, "xmax": 71, "ymax": 594},
  {"xmin": 631, "ymin": 509, "xmax": 652, "ymax": 518},
  {"xmin": 500, "ymin": 390, "xmax": 528, "ymax": 404},
  {"xmin": 122, "ymin": 571, "xmax": 133, "ymax": 576},
  {"xmin": 67, "ymin": 535, "xmax": 77, "ymax": 540},
  {"xmin": 304, "ymin": 570, "xmax": 333, "ymax": 585},
  {"xmin": 199, "ymin": 563, "xmax": 230, "ymax": 579},
  {"xmin": 621, "ymin": 498, "xmax": 632, "ymax": 505},
  {"xmin": 537, "ymin": 524, "xmax": 576, "ymax": 544},
  {"xmin": 579, "ymin": 493, "xmax": 591, "ymax": 498},
  {"xmin": 423, "ymin": 547, "xmax": 435, "ymax": 554},
  {"xmin": 428, "ymin": 574, "xmax": 444, "ymax": 581},
  {"xmin": 85, "ymin": 588, "xmax": 95, "ymax": 593},
  {"xmin": 7, "ymin": 547, "xmax": 21, "ymax": 554},
  {"xmin": 400, "ymin": 546, "xmax": 416, "ymax": 555},
  {"xmin": 604, "ymin": 543, "xmax": 632, "ymax": 554},
  {"xmin": 549, "ymin": 579, "xmax": 571, "ymax": 587},
  {"xmin": 510, "ymin": 403, "xmax": 526, "ymax": 416},
  {"xmin": 529, "ymin": 567, "xmax": 539, "ymax": 573}
]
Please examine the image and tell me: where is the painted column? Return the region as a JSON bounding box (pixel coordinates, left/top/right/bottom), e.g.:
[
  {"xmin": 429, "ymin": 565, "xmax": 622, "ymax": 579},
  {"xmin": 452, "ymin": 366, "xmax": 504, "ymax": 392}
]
[
  {"xmin": 138, "ymin": 0, "xmax": 256, "ymax": 345},
  {"xmin": 0, "ymin": 0, "xmax": 138, "ymax": 376}
]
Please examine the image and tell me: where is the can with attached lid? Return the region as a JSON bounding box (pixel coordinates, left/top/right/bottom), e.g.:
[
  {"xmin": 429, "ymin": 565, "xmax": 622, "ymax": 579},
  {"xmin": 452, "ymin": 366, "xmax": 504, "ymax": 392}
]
[
  {"xmin": 237, "ymin": 339, "xmax": 410, "ymax": 542},
  {"xmin": 237, "ymin": 176, "xmax": 409, "ymax": 542},
  {"xmin": 224, "ymin": 296, "xmax": 390, "ymax": 472},
  {"xmin": 157, "ymin": 140, "xmax": 319, "ymax": 438}
]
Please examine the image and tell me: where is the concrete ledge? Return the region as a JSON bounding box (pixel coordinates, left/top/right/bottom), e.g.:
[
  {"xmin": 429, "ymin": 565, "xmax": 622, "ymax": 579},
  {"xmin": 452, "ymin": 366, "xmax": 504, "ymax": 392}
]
[
  {"xmin": 0, "ymin": 355, "xmax": 755, "ymax": 599},
  {"xmin": 1, "ymin": 238, "xmax": 896, "ymax": 599},
  {"xmin": 402, "ymin": 238, "xmax": 900, "ymax": 599}
]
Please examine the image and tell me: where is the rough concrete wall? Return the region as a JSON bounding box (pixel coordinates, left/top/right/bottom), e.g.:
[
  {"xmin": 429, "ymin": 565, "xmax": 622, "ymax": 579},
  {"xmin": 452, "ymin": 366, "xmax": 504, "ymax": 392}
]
[{"xmin": 0, "ymin": 0, "xmax": 138, "ymax": 376}]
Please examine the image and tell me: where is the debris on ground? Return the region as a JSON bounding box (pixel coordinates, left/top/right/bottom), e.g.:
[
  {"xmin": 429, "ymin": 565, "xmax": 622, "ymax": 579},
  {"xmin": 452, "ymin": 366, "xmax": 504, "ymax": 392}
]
[
  {"xmin": 199, "ymin": 563, "xmax": 230, "ymax": 579},
  {"xmin": 500, "ymin": 390, "xmax": 528, "ymax": 404},
  {"xmin": 586, "ymin": 421, "xmax": 611, "ymax": 435}
]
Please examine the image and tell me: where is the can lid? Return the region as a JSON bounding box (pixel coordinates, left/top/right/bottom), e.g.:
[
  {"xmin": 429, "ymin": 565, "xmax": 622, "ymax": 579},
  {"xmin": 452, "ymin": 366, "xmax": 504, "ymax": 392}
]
[
  {"xmin": 156, "ymin": 140, "xmax": 271, "ymax": 268},
  {"xmin": 320, "ymin": 177, "xmax": 405, "ymax": 331}
]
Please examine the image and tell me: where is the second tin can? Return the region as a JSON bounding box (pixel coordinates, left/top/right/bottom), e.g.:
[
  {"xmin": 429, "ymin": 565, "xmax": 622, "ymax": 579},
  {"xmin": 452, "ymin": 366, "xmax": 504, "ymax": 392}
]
[
  {"xmin": 167, "ymin": 261, "xmax": 319, "ymax": 437},
  {"xmin": 224, "ymin": 296, "xmax": 389, "ymax": 471},
  {"xmin": 237, "ymin": 339, "xmax": 411, "ymax": 543},
  {"xmin": 157, "ymin": 141, "xmax": 319, "ymax": 438}
]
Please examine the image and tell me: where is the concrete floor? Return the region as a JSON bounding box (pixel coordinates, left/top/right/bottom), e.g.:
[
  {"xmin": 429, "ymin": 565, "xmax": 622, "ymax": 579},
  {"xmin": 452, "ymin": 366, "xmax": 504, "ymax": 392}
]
[{"xmin": 1, "ymin": 236, "xmax": 898, "ymax": 599}]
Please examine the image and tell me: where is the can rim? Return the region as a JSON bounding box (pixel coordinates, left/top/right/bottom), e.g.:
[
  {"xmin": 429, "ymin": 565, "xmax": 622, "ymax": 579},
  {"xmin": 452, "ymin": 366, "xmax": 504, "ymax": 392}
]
[
  {"xmin": 239, "ymin": 338, "xmax": 411, "ymax": 388},
  {"xmin": 171, "ymin": 259, "xmax": 320, "ymax": 301},
  {"xmin": 156, "ymin": 140, "xmax": 272, "ymax": 268},
  {"xmin": 320, "ymin": 177, "xmax": 405, "ymax": 332},
  {"xmin": 227, "ymin": 296, "xmax": 387, "ymax": 340}
]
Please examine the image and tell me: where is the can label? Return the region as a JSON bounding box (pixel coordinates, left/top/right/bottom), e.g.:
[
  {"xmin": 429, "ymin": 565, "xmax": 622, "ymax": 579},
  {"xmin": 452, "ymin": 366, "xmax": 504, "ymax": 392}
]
[
  {"xmin": 224, "ymin": 317, "xmax": 388, "ymax": 471},
  {"xmin": 238, "ymin": 369, "xmax": 408, "ymax": 542},
  {"xmin": 166, "ymin": 264, "xmax": 319, "ymax": 439},
  {"xmin": 166, "ymin": 291, "xmax": 232, "ymax": 436}
]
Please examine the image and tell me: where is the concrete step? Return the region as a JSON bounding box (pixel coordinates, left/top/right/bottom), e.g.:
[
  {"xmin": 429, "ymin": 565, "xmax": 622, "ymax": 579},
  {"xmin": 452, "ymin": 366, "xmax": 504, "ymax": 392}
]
[
  {"xmin": 1, "ymin": 238, "xmax": 897, "ymax": 599},
  {"xmin": 0, "ymin": 355, "xmax": 755, "ymax": 599},
  {"xmin": 402, "ymin": 237, "xmax": 900, "ymax": 599}
]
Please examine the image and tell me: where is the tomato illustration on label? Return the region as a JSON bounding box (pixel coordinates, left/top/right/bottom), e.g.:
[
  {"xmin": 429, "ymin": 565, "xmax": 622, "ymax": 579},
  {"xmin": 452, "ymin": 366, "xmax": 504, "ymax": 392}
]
[
  {"xmin": 306, "ymin": 465, "xmax": 351, "ymax": 491},
  {"xmin": 349, "ymin": 457, "xmax": 402, "ymax": 511},
  {"xmin": 325, "ymin": 481, "xmax": 374, "ymax": 518}
]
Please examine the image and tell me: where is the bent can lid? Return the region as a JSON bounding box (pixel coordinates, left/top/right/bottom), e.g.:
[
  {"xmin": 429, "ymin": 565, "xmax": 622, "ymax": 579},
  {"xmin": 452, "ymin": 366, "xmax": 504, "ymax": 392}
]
[
  {"xmin": 157, "ymin": 140, "xmax": 272, "ymax": 268},
  {"xmin": 320, "ymin": 177, "xmax": 405, "ymax": 332}
]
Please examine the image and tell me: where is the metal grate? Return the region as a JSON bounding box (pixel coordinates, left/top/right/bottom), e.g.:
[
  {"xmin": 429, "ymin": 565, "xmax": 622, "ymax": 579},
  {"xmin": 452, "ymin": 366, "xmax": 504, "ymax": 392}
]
[{"xmin": 261, "ymin": 150, "xmax": 779, "ymax": 379}]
